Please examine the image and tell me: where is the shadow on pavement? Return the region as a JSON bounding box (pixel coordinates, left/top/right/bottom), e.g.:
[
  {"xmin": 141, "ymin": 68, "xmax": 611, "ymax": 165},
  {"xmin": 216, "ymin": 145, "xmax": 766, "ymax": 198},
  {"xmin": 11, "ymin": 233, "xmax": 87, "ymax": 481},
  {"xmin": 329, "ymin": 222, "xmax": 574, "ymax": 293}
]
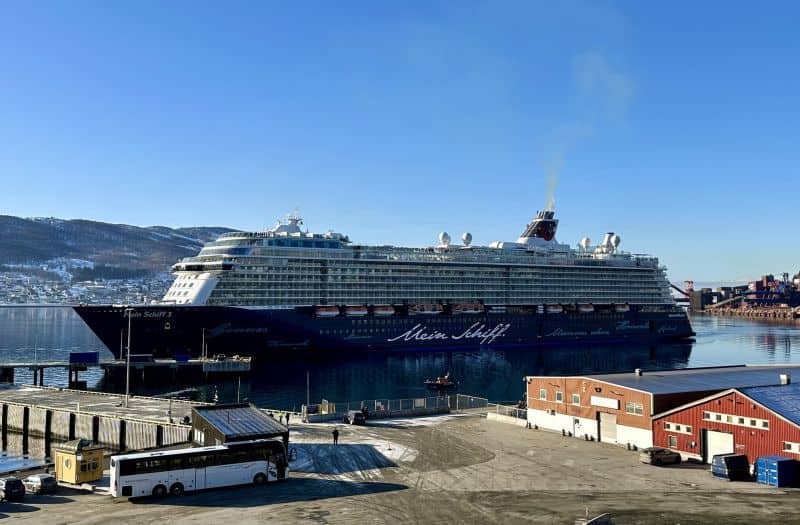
[
  {"xmin": 131, "ymin": 478, "xmax": 407, "ymax": 507},
  {"xmin": 28, "ymin": 494, "xmax": 75, "ymax": 504},
  {"xmin": 0, "ymin": 502, "xmax": 40, "ymax": 515}
]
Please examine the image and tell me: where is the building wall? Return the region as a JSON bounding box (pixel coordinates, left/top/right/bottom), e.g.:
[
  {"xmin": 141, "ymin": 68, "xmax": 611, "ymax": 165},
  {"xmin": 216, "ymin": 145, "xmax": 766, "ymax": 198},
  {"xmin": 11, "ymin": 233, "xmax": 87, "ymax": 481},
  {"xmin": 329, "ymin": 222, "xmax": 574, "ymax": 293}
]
[
  {"xmin": 653, "ymin": 390, "xmax": 800, "ymax": 464},
  {"xmin": 526, "ymin": 376, "xmax": 653, "ymax": 447},
  {"xmin": 527, "ymin": 377, "xmax": 652, "ymax": 428}
]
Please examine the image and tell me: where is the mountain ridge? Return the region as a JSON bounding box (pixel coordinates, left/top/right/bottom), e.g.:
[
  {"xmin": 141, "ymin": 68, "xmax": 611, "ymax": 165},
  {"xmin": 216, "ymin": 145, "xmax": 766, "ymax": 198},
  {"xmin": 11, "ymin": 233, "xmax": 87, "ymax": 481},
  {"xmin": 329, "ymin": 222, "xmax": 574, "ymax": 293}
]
[{"xmin": 0, "ymin": 214, "xmax": 234, "ymax": 277}]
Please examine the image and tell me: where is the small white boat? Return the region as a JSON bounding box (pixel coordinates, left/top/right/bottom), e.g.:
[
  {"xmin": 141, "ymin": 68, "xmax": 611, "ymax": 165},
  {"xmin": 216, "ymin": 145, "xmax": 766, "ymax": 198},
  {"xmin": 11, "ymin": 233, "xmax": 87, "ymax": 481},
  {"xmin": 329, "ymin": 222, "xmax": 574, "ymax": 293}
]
[
  {"xmin": 345, "ymin": 306, "xmax": 368, "ymax": 317},
  {"xmin": 373, "ymin": 305, "xmax": 396, "ymax": 316},
  {"xmin": 314, "ymin": 306, "xmax": 340, "ymax": 318}
]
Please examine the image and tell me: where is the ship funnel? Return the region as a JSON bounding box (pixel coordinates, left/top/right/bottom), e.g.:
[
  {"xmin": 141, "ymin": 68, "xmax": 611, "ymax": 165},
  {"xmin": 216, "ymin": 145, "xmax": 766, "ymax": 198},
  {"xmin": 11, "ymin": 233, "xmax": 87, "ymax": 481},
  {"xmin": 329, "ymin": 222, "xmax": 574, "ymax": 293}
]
[{"xmin": 519, "ymin": 210, "xmax": 559, "ymax": 242}]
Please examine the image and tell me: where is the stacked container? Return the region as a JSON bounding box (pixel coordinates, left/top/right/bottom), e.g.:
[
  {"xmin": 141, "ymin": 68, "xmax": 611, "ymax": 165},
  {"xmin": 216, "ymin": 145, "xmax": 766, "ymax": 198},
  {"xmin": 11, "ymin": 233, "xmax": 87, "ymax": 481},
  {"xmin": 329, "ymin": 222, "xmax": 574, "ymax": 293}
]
[{"xmin": 754, "ymin": 456, "xmax": 797, "ymax": 487}]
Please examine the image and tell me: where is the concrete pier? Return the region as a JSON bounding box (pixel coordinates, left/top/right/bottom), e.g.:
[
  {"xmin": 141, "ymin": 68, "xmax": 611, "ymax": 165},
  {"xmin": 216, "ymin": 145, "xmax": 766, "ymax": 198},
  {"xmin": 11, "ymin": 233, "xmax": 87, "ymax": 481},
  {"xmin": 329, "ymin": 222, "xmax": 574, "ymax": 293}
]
[
  {"xmin": 0, "ymin": 384, "xmax": 205, "ymax": 456},
  {"xmin": 0, "ymin": 356, "xmax": 252, "ymax": 387}
]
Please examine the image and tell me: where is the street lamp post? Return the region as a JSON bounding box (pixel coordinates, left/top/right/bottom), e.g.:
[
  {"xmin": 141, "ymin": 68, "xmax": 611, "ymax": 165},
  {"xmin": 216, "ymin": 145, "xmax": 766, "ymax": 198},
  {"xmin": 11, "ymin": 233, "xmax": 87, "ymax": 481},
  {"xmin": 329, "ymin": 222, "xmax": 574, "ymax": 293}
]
[{"xmin": 124, "ymin": 307, "xmax": 132, "ymax": 409}]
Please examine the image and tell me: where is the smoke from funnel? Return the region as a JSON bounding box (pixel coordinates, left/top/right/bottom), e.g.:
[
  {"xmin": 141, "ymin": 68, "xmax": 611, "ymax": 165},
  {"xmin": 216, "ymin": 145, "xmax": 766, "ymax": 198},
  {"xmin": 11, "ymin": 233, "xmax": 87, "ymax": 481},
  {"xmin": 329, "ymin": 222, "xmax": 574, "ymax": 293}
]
[{"xmin": 544, "ymin": 151, "xmax": 563, "ymax": 211}]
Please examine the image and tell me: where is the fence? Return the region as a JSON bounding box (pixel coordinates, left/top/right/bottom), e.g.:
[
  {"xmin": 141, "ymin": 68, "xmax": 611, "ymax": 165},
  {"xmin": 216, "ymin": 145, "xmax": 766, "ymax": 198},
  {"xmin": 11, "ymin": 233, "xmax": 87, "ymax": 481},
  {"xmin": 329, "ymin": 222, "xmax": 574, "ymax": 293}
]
[
  {"xmin": 486, "ymin": 403, "xmax": 528, "ymax": 427},
  {"xmin": 305, "ymin": 393, "xmax": 489, "ymax": 422}
]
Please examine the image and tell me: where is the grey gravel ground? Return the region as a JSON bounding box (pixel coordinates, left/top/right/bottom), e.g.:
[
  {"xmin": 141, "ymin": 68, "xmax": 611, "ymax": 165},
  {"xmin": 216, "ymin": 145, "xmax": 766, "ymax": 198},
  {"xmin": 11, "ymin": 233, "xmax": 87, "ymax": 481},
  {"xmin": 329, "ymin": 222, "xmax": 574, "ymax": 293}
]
[{"xmin": 4, "ymin": 414, "xmax": 800, "ymax": 524}]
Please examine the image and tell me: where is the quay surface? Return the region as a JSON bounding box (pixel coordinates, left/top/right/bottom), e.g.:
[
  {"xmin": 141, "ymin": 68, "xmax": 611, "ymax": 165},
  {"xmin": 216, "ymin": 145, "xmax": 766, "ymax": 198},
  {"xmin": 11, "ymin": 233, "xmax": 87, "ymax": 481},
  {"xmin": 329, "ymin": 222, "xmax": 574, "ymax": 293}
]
[
  {"xmin": 0, "ymin": 385, "xmax": 203, "ymax": 456},
  {"xmin": 0, "ymin": 384, "xmax": 199, "ymax": 423},
  {"xmin": 703, "ymin": 306, "xmax": 799, "ymax": 321},
  {"xmin": 4, "ymin": 414, "xmax": 800, "ymax": 524}
]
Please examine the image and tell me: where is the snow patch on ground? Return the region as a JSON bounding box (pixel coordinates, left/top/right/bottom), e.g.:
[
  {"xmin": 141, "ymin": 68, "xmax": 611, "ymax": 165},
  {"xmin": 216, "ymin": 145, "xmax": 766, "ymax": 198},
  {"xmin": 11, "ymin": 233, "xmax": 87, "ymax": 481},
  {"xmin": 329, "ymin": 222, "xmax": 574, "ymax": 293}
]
[{"xmin": 289, "ymin": 440, "xmax": 417, "ymax": 477}]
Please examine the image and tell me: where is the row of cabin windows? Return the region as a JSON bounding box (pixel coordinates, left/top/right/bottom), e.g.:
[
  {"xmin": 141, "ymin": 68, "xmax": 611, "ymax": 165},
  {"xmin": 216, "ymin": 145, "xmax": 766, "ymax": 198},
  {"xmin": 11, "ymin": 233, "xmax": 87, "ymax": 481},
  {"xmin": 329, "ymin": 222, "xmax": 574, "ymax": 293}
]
[{"xmin": 702, "ymin": 410, "xmax": 770, "ymax": 429}]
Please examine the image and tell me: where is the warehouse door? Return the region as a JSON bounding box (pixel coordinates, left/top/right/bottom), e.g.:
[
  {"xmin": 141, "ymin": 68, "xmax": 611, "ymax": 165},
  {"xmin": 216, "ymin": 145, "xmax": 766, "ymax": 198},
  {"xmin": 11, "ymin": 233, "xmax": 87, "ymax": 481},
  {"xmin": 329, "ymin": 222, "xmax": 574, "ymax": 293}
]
[
  {"xmin": 599, "ymin": 412, "xmax": 617, "ymax": 444},
  {"xmin": 703, "ymin": 430, "xmax": 734, "ymax": 463}
]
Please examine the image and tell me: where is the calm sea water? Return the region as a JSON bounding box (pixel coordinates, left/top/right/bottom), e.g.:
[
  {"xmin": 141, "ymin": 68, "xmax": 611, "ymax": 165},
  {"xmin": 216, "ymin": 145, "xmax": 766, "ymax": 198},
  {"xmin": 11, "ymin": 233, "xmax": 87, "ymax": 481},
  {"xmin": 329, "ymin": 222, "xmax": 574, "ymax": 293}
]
[{"xmin": 0, "ymin": 306, "xmax": 798, "ymax": 411}]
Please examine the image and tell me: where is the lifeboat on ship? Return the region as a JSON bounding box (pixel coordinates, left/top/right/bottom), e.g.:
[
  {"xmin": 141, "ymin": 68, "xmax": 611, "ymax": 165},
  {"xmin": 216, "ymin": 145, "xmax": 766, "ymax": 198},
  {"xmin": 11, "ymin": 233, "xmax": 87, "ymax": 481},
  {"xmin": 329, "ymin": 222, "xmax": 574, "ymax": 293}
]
[
  {"xmin": 314, "ymin": 306, "xmax": 340, "ymax": 318},
  {"xmin": 409, "ymin": 304, "xmax": 444, "ymax": 315},
  {"xmin": 452, "ymin": 303, "xmax": 485, "ymax": 315},
  {"xmin": 577, "ymin": 303, "xmax": 595, "ymax": 314},
  {"xmin": 345, "ymin": 306, "xmax": 369, "ymax": 317},
  {"xmin": 373, "ymin": 305, "xmax": 396, "ymax": 316},
  {"xmin": 545, "ymin": 304, "xmax": 564, "ymax": 314},
  {"xmin": 614, "ymin": 303, "xmax": 631, "ymax": 313}
]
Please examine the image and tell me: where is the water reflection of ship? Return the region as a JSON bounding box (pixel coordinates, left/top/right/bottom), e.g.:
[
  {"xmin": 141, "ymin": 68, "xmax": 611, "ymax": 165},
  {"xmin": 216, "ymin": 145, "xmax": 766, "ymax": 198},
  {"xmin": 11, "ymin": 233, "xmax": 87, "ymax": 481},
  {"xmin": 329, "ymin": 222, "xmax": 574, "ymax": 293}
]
[{"xmin": 167, "ymin": 343, "xmax": 693, "ymax": 409}]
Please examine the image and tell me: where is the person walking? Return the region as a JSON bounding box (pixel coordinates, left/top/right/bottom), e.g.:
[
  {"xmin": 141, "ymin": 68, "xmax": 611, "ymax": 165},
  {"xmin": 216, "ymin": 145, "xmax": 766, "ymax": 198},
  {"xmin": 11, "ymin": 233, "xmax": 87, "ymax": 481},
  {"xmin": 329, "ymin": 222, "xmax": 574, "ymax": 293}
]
[
  {"xmin": 332, "ymin": 427, "xmax": 339, "ymax": 445},
  {"xmin": 285, "ymin": 412, "xmax": 290, "ymax": 425}
]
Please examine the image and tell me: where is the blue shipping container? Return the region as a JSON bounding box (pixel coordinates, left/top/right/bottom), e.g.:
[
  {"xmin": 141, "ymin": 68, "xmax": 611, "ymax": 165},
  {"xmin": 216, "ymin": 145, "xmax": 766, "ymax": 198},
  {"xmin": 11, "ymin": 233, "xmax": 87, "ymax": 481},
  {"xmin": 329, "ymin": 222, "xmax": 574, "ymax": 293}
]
[
  {"xmin": 711, "ymin": 454, "xmax": 750, "ymax": 481},
  {"xmin": 755, "ymin": 456, "xmax": 797, "ymax": 487},
  {"xmin": 68, "ymin": 351, "xmax": 99, "ymax": 364}
]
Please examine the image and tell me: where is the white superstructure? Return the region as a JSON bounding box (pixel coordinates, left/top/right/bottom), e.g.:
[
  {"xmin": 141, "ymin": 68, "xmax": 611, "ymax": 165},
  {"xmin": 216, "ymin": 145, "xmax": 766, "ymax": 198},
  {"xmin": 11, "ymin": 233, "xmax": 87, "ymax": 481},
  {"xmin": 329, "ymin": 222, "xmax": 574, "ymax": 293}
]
[{"xmin": 162, "ymin": 210, "xmax": 674, "ymax": 308}]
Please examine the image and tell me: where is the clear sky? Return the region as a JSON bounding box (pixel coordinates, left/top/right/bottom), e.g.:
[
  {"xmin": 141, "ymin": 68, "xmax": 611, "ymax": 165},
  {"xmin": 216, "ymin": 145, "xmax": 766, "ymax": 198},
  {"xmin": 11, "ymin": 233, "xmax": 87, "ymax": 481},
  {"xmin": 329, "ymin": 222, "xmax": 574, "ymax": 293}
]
[{"xmin": 1, "ymin": 1, "xmax": 798, "ymax": 283}]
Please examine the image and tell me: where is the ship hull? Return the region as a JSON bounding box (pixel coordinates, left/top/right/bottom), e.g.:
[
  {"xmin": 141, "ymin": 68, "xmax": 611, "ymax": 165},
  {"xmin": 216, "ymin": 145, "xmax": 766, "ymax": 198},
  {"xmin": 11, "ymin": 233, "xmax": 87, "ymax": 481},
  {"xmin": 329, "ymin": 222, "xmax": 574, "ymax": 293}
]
[{"xmin": 73, "ymin": 304, "xmax": 695, "ymax": 360}]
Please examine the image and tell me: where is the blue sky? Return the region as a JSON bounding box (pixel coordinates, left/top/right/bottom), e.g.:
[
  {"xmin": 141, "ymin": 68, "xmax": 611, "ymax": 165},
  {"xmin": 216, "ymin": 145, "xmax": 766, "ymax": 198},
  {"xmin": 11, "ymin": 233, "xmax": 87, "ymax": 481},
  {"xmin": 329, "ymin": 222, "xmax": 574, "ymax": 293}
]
[{"xmin": 1, "ymin": 1, "xmax": 798, "ymax": 282}]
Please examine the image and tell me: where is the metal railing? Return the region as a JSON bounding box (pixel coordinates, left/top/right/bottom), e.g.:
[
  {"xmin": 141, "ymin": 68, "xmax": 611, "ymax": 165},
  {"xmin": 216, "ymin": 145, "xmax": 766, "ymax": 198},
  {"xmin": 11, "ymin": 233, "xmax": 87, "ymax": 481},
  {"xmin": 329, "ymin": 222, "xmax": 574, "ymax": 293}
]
[
  {"xmin": 304, "ymin": 393, "xmax": 489, "ymax": 421},
  {"xmin": 488, "ymin": 403, "xmax": 528, "ymax": 420}
]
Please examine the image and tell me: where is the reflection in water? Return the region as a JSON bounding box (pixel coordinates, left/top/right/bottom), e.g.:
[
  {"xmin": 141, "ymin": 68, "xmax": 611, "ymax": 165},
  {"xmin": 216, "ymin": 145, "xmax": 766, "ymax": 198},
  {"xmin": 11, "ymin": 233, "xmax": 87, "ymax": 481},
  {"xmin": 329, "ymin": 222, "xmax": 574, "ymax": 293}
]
[{"xmin": 1, "ymin": 307, "xmax": 800, "ymax": 409}]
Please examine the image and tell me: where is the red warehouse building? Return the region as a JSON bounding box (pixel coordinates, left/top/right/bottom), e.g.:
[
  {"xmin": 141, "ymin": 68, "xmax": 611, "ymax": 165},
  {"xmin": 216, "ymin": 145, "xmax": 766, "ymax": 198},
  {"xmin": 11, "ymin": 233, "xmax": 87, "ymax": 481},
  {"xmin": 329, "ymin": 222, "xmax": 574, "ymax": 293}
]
[
  {"xmin": 526, "ymin": 365, "xmax": 800, "ymax": 451},
  {"xmin": 652, "ymin": 377, "xmax": 800, "ymax": 464}
]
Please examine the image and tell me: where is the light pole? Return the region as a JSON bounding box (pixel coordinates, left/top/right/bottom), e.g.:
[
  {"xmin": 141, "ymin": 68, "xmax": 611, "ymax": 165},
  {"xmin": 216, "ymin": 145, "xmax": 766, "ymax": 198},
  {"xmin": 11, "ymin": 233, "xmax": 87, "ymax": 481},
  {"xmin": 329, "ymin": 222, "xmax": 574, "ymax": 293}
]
[{"xmin": 124, "ymin": 307, "xmax": 132, "ymax": 408}]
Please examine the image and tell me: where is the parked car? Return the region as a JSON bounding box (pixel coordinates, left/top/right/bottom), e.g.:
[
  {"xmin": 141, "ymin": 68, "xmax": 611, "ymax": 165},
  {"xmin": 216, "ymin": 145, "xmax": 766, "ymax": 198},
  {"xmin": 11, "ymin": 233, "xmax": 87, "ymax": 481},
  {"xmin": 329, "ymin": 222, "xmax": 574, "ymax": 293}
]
[
  {"xmin": 23, "ymin": 473, "xmax": 58, "ymax": 495},
  {"xmin": 0, "ymin": 477, "xmax": 26, "ymax": 502},
  {"xmin": 342, "ymin": 410, "xmax": 366, "ymax": 425},
  {"xmin": 639, "ymin": 447, "xmax": 682, "ymax": 466}
]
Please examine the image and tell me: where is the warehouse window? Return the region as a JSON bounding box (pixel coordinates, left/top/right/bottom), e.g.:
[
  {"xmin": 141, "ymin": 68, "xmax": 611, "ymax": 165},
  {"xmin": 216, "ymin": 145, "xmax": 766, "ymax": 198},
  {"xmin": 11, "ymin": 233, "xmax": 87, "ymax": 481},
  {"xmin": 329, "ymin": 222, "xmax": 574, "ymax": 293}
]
[
  {"xmin": 662, "ymin": 421, "xmax": 691, "ymax": 435},
  {"xmin": 668, "ymin": 436, "xmax": 677, "ymax": 448},
  {"xmin": 702, "ymin": 411, "xmax": 711, "ymax": 420},
  {"xmin": 625, "ymin": 402, "xmax": 644, "ymax": 416},
  {"xmin": 555, "ymin": 391, "xmax": 563, "ymax": 403},
  {"xmin": 783, "ymin": 442, "xmax": 800, "ymax": 453},
  {"xmin": 762, "ymin": 421, "xmax": 769, "ymax": 429},
  {"xmin": 539, "ymin": 389, "xmax": 547, "ymax": 400},
  {"xmin": 571, "ymin": 393, "xmax": 580, "ymax": 405}
]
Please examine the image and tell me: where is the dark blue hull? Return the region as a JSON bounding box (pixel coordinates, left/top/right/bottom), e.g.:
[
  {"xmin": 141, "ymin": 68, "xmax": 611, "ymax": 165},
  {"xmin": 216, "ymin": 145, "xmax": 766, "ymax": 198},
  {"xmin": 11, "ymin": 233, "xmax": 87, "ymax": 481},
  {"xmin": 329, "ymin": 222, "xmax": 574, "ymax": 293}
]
[{"xmin": 73, "ymin": 304, "xmax": 695, "ymax": 360}]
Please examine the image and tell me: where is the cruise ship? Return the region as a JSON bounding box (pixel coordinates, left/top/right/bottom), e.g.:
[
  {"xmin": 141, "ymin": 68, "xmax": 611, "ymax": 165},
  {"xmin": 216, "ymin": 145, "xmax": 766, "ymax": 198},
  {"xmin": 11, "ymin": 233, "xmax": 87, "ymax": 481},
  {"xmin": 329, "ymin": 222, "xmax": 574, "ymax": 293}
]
[{"xmin": 74, "ymin": 210, "xmax": 694, "ymax": 359}]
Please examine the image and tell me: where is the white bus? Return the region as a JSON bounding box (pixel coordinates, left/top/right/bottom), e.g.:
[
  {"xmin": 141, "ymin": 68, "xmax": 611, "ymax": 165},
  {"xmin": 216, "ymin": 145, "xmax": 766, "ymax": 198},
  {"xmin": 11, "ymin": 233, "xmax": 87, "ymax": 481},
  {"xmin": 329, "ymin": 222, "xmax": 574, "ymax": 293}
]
[{"xmin": 110, "ymin": 439, "xmax": 288, "ymax": 498}]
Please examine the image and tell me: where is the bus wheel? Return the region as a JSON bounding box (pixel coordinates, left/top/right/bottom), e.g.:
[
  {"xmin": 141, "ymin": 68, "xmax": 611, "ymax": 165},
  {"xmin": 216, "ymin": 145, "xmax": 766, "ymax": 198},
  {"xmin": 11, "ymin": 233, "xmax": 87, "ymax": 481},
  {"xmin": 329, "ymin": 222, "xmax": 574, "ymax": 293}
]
[
  {"xmin": 253, "ymin": 473, "xmax": 267, "ymax": 485},
  {"xmin": 152, "ymin": 484, "xmax": 167, "ymax": 498},
  {"xmin": 169, "ymin": 483, "xmax": 184, "ymax": 496}
]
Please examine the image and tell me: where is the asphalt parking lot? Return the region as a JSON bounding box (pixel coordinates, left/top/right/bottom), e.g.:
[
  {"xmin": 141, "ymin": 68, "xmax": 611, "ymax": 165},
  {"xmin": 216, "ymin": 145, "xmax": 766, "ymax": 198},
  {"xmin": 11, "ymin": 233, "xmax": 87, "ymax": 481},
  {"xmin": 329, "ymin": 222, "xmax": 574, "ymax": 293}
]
[{"xmin": 3, "ymin": 414, "xmax": 800, "ymax": 524}]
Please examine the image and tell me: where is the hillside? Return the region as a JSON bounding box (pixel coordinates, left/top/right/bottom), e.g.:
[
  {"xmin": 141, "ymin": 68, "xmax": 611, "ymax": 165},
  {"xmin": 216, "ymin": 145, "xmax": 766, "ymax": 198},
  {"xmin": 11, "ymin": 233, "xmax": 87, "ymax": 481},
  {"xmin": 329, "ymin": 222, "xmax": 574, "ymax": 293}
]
[{"xmin": 0, "ymin": 215, "xmax": 234, "ymax": 279}]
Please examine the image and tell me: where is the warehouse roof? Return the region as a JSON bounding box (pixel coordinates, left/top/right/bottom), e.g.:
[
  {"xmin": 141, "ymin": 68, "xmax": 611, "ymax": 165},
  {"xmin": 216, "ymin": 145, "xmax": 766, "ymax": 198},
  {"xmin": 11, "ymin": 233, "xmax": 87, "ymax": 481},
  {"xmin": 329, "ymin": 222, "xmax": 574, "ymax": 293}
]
[
  {"xmin": 531, "ymin": 365, "xmax": 800, "ymax": 395},
  {"xmin": 741, "ymin": 382, "xmax": 800, "ymax": 427},
  {"xmin": 192, "ymin": 404, "xmax": 287, "ymax": 440}
]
